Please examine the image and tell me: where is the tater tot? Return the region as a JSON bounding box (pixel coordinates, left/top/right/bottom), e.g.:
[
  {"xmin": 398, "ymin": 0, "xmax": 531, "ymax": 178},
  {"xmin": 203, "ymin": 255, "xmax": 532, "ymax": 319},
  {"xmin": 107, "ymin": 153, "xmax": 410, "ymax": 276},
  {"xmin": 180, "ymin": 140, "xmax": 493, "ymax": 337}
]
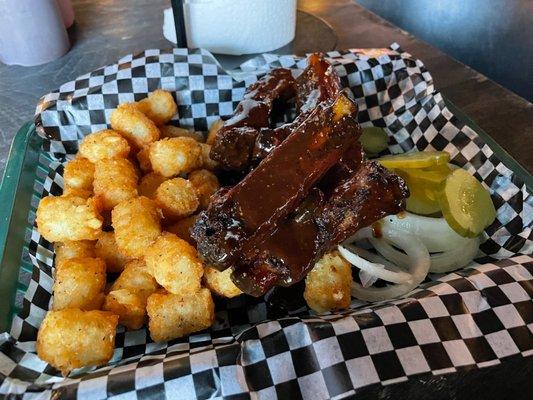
[
  {"xmin": 144, "ymin": 232, "xmax": 203, "ymax": 295},
  {"xmin": 110, "ymin": 103, "xmax": 160, "ymax": 149},
  {"xmin": 188, "ymin": 169, "xmax": 219, "ymax": 209},
  {"xmin": 165, "ymin": 214, "xmax": 197, "ymax": 245},
  {"xmin": 103, "ymin": 289, "xmax": 148, "ymax": 330},
  {"xmin": 112, "ymin": 196, "xmax": 162, "ymax": 258},
  {"xmin": 146, "ymin": 288, "xmax": 214, "ymax": 342},
  {"xmin": 199, "ymin": 143, "xmax": 218, "ymax": 170},
  {"xmin": 78, "ymin": 129, "xmax": 130, "ymax": 162},
  {"xmin": 206, "ymin": 119, "xmax": 224, "ymax": 145},
  {"xmin": 204, "ymin": 266, "xmax": 242, "ymax": 298},
  {"xmin": 63, "ymin": 157, "xmax": 94, "ymax": 196},
  {"xmin": 135, "ymin": 90, "xmax": 178, "ymax": 125},
  {"xmin": 37, "ymin": 309, "xmax": 118, "ymax": 375},
  {"xmin": 36, "ymin": 195, "xmax": 103, "ymax": 242},
  {"xmin": 138, "ymin": 172, "xmax": 167, "ymax": 199},
  {"xmin": 95, "ymin": 231, "xmax": 132, "ymax": 273},
  {"xmin": 53, "ymin": 257, "xmax": 106, "ymax": 311},
  {"xmin": 160, "ymin": 125, "xmax": 204, "ymax": 142},
  {"xmin": 93, "ymin": 158, "xmax": 138, "ymax": 211},
  {"xmin": 304, "ymin": 251, "xmax": 352, "ymax": 313},
  {"xmin": 149, "ymin": 137, "xmax": 203, "ymax": 178},
  {"xmin": 155, "ymin": 178, "xmax": 199, "ymax": 219},
  {"xmin": 136, "ymin": 147, "xmax": 152, "ymax": 173},
  {"xmin": 110, "ymin": 259, "xmax": 158, "ymax": 294},
  {"xmin": 55, "ymin": 240, "xmax": 96, "ymax": 264}
]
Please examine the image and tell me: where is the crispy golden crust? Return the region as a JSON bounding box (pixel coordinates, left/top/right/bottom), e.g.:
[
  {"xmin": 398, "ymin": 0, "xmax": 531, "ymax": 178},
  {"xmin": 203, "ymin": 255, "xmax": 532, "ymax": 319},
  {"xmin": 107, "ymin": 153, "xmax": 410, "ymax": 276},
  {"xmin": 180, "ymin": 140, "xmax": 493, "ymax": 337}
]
[
  {"xmin": 155, "ymin": 178, "xmax": 199, "ymax": 220},
  {"xmin": 136, "ymin": 147, "xmax": 152, "ymax": 173},
  {"xmin": 63, "ymin": 158, "xmax": 94, "ymax": 197},
  {"xmin": 110, "ymin": 259, "xmax": 159, "ymax": 294},
  {"xmin": 36, "ymin": 196, "xmax": 103, "ymax": 242},
  {"xmin": 146, "ymin": 288, "xmax": 214, "ymax": 342},
  {"xmin": 78, "ymin": 129, "xmax": 130, "ymax": 162},
  {"xmin": 160, "ymin": 125, "xmax": 204, "ymax": 142},
  {"xmin": 138, "ymin": 172, "xmax": 167, "ymax": 199},
  {"xmin": 93, "ymin": 158, "xmax": 139, "ymax": 211},
  {"xmin": 36, "ymin": 309, "xmax": 118, "ymax": 375},
  {"xmin": 135, "ymin": 90, "xmax": 178, "ymax": 125},
  {"xmin": 95, "ymin": 231, "xmax": 132, "ymax": 273},
  {"xmin": 204, "ymin": 266, "xmax": 242, "ymax": 298},
  {"xmin": 165, "ymin": 215, "xmax": 197, "ymax": 245},
  {"xmin": 199, "ymin": 143, "xmax": 218, "ymax": 171},
  {"xmin": 206, "ymin": 119, "xmax": 224, "ymax": 145},
  {"xmin": 55, "ymin": 241, "xmax": 96, "ymax": 264},
  {"xmin": 144, "ymin": 232, "xmax": 203, "ymax": 295},
  {"xmin": 111, "ymin": 196, "xmax": 162, "ymax": 258},
  {"xmin": 304, "ymin": 251, "xmax": 352, "ymax": 313},
  {"xmin": 110, "ymin": 103, "xmax": 160, "ymax": 149},
  {"xmin": 53, "ymin": 257, "xmax": 106, "ymax": 311},
  {"xmin": 103, "ymin": 289, "xmax": 148, "ymax": 330},
  {"xmin": 188, "ymin": 169, "xmax": 219, "ymax": 210},
  {"xmin": 149, "ymin": 137, "xmax": 203, "ymax": 178}
]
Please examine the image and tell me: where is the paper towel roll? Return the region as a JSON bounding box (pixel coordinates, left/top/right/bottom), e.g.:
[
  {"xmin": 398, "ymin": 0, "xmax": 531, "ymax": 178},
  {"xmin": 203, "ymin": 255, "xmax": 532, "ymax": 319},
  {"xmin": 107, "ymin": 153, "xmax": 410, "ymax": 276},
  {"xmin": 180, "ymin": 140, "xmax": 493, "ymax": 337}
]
[{"xmin": 182, "ymin": 0, "xmax": 297, "ymax": 55}]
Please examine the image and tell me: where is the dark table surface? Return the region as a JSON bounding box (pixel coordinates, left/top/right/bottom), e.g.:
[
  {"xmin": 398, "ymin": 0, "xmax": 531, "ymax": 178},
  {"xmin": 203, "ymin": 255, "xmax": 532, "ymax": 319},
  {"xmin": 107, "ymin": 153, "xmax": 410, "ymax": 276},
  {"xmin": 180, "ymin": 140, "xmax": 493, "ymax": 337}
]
[
  {"xmin": 0, "ymin": 0, "xmax": 532, "ymax": 178},
  {"xmin": 0, "ymin": 0, "xmax": 531, "ymax": 397}
]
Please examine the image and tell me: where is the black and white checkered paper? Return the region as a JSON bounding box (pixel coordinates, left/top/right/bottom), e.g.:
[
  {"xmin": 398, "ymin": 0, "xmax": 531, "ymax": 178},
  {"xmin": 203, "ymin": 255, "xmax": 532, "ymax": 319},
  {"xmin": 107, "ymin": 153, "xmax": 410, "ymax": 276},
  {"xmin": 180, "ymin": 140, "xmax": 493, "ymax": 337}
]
[{"xmin": 1, "ymin": 44, "xmax": 531, "ymax": 399}]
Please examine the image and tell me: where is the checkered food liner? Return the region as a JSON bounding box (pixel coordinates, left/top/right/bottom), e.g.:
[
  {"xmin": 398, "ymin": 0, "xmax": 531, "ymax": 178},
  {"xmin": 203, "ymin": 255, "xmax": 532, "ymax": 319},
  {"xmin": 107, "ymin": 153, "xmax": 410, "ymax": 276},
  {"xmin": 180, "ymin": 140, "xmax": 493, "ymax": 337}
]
[{"xmin": 1, "ymin": 44, "xmax": 531, "ymax": 399}]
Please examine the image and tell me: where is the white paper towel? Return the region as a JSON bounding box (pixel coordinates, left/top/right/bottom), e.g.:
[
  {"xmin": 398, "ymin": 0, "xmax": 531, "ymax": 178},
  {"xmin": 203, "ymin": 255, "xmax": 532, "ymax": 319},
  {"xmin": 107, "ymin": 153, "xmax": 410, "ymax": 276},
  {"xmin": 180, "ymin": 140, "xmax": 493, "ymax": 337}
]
[{"xmin": 164, "ymin": 0, "xmax": 297, "ymax": 55}]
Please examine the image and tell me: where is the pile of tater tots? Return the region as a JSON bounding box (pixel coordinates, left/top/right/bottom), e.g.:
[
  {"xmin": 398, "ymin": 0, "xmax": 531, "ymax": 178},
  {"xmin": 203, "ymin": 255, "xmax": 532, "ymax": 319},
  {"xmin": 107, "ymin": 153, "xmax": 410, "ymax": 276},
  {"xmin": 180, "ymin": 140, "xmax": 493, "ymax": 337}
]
[
  {"xmin": 35, "ymin": 90, "xmax": 238, "ymax": 375},
  {"xmin": 34, "ymin": 90, "xmax": 353, "ymax": 376}
]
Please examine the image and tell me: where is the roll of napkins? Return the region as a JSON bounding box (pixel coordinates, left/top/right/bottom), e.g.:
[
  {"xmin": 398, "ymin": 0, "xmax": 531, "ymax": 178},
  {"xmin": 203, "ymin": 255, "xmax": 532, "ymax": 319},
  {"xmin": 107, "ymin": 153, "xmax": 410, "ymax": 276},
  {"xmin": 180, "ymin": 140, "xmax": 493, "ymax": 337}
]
[{"xmin": 165, "ymin": 0, "xmax": 297, "ymax": 55}]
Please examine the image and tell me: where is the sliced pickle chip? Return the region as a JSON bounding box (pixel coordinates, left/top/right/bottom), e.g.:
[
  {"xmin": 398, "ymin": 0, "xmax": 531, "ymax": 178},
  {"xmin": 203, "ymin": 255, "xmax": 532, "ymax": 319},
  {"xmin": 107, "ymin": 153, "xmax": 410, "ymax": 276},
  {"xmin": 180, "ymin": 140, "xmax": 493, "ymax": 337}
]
[
  {"xmin": 438, "ymin": 169, "xmax": 496, "ymax": 237},
  {"xmin": 360, "ymin": 127, "xmax": 389, "ymax": 155},
  {"xmin": 377, "ymin": 151, "xmax": 450, "ymax": 169}
]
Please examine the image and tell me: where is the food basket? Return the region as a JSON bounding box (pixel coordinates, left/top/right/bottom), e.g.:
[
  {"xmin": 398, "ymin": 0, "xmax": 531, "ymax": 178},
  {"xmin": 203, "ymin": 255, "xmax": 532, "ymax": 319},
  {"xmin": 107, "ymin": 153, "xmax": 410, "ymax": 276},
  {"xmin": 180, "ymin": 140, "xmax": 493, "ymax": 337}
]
[{"xmin": 0, "ymin": 44, "xmax": 531, "ymax": 399}]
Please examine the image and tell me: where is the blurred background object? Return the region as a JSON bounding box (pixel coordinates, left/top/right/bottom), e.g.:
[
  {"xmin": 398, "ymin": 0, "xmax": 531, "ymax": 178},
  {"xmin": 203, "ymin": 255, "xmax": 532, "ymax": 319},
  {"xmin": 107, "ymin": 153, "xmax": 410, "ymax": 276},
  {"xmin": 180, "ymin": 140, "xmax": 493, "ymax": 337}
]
[
  {"xmin": 356, "ymin": 0, "xmax": 533, "ymax": 101},
  {"xmin": 0, "ymin": 0, "xmax": 71, "ymax": 66}
]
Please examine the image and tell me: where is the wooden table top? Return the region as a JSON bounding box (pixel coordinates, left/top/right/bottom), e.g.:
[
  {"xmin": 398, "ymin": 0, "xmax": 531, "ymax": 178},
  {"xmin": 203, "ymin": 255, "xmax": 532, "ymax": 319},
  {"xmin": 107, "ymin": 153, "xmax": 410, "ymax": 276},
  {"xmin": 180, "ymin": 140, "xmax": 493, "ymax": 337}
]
[{"xmin": 0, "ymin": 0, "xmax": 531, "ymax": 177}]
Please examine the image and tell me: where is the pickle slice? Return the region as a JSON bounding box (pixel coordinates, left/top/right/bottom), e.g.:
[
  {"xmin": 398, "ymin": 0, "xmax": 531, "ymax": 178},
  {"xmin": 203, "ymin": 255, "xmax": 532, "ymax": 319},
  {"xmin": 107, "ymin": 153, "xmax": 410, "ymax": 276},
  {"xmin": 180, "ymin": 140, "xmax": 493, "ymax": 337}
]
[
  {"xmin": 377, "ymin": 151, "xmax": 450, "ymax": 169},
  {"xmin": 438, "ymin": 169, "xmax": 496, "ymax": 237},
  {"xmin": 395, "ymin": 169, "xmax": 441, "ymax": 215},
  {"xmin": 360, "ymin": 127, "xmax": 389, "ymax": 155}
]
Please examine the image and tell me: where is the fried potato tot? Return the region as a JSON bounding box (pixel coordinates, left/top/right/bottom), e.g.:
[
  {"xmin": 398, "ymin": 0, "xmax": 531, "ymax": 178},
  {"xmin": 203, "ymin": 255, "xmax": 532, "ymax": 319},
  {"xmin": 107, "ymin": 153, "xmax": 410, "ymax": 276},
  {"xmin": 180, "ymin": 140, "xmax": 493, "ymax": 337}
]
[
  {"xmin": 138, "ymin": 172, "xmax": 167, "ymax": 199},
  {"xmin": 204, "ymin": 266, "xmax": 242, "ymax": 298},
  {"xmin": 136, "ymin": 147, "xmax": 152, "ymax": 173},
  {"xmin": 155, "ymin": 178, "xmax": 199, "ymax": 219},
  {"xmin": 103, "ymin": 289, "xmax": 148, "ymax": 330},
  {"xmin": 135, "ymin": 90, "xmax": 178, "ymax": 125},
  {"xmin": 206, "ymin": 119, "xmax": 224, "ymax": 145},
  {"xmin": 93, "ymin": 158, "xmax": 138, "ymax": 211},
  {"xmin": 144, "ymin": 232, "xmax": 203, "ymax": 295},
  {"xmin": 63, "ymin": 157, "xmax": 94, "ymax": 196},
  {"xmin": 199, "ymin": 143, "xmax": 218, "ymax": 170},
  {"xmin": 188, "ymin": 169, "xmax": 219, "ymax": 210},
  {"xmin": 304, "ymin": 251, "xmax": 352, "ymax": 313},
  {"xmin": 78, "ymin": 129, "xmax": 130, "ymax": 162},
  {"xmin": 110, "ymin": 103, "xmax": 160, "ymax": 149},
  {"xmin": 160, "ymin": 125, "xmax": 204, "ymax": 142},
  {"xmin": 55, "ymin": 240, "xmax": 96, "ymax": 264},
  {"xmin": 149, "ymin": 137, "xmax": 203, "ymax": 178},
  {"xmin": 36, "ymin": 195, "xmax": 103, "ymax": 242},
  {"xmin": 110, "ymin": 259, "xmax": 158, "ymax": 294},
  {"xmin": 37, "ymin": 309, "xmax": 118, "ymax": 376},
  {"xmin": 95, "ymin": 231, "xmax": 132, "ymax": 273},
  {"xmin": 146, "ymin": 288, "xmax": 214, "ymax": 342},
  {"xmin": 53, "ymin": 257, "xmax": 106, "ymax": 311},
  {"xmin": 112, "ymin": 196, "xmax": 162, "ymax": 258},
  {"xmin": 165, "ymin": 215, "xmax": 197, "ymax": 245}
]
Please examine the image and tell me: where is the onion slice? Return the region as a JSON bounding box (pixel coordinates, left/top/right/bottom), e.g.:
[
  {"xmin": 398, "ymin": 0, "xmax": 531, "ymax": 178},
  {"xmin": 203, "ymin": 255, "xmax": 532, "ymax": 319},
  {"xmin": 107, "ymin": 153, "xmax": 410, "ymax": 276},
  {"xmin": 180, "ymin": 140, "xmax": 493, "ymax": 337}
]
[
  {"xmin": 338, "ymin": 245, "xmax": 412, "ymax": 284},
  {"xmin": 350, "ymin": 226, "xmax": 430, "ymax": 302},
  {"xmin": 381, "ymin": 212, "xmax": 469, "ymax": 252}
]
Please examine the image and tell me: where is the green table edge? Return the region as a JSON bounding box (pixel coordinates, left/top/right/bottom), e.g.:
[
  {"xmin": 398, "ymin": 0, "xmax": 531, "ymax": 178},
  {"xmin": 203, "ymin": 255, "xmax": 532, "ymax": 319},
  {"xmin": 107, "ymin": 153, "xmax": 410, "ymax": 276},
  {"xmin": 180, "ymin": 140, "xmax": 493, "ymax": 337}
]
[{"xmin": 0, "ymin": 122, "xmax": 41, "ymax": 331}]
